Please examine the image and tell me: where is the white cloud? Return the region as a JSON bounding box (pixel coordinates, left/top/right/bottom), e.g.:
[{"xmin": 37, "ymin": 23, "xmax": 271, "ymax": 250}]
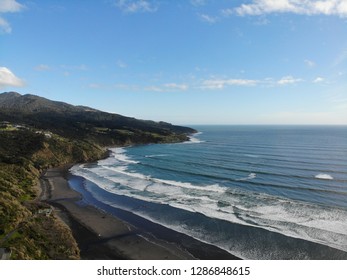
[
  {"xmin": 0, "ymin": 16, "xmax": 10, "ymax": 33},
  {"xmin": 199, "ymin": 13, "xmax": 218, "ymax": 23},
  {"xmin": 0, "ymin": 0, "xmax": 24, "ymax": 33},
  {"xmin": 164, "ymin": 83, "xmax": 188, "ymax": 91},
  {"xmin": 221, "ymin": 8, "xmax": 234, "ymax": 17},
  {"xmin": 201, "ymin": 76, "xmax": 306, "ymax": 89},
  {"xmin": 89, "ymin": 74, "xmax": 310, "ymax": 94},
  {"xmin": 201, "ymin": 78, "xmax": 258, "ymax": 89},
  {"xmin": 305, "ymin": 59, "xmax": 316, "ymax": 67},
  {"xmin": 313, "ymin": 76, "xmax": 325, "ymax": 83},
  {"xmin": 145, "ymin": 83, "xmax": 189, "ymax": 92},
  {"xmin": 0, "ymin": 66, "xmax": 24, "ymax": 88},
  {"xmin": 277, "ymin": 75, "xmax": 303, "ymax": 85},
  {"xmin": 234, "ymin": 0, "xmax": 347, "ymax": 17},
  {"xmin": 115, "ymin": 0, "xmax": 158, "ymax": 13},
  {"xmin": 0, "ymin": 0, "xmax": 24, "ymax": 13}
]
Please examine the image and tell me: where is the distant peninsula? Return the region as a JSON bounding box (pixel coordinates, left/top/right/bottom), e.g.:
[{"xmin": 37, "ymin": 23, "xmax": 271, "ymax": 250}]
[{"xmin": 0, "ymin": 92, "xmax": 196, "ymax": 259}]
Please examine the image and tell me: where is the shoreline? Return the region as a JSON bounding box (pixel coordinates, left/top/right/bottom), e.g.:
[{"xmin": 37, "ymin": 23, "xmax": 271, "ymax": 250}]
[{"xmin": 40, "ymin": 165, "xmax": 240, "ymax": 260}]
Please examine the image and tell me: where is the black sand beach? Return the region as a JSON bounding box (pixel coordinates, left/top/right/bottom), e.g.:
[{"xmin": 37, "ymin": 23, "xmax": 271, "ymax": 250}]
[{"xmin": 39, "ymin": 166, "xmax": 240, "ymax": 260}]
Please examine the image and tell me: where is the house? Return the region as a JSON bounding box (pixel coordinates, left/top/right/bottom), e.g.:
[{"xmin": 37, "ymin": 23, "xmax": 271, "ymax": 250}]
[{"xmin": 38, "ymin": 207, "xmax": 53, "ymax": 216}]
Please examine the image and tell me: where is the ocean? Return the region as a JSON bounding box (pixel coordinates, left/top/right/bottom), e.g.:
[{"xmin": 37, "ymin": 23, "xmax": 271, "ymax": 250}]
[{"xmin": 69, "ymin": 125, "xmax": 347, "ymax": 259}]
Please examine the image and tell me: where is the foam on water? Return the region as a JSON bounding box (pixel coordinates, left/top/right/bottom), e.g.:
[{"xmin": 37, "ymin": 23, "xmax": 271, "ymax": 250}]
[
  {"xmin": 315, "ymin": 173, "xmax": 334, "ymax": 180},
  {"xmin": 184, "ymin": 132, "xmax": 205, "ymax": 144},
  {"xmin": 237, "ymin": 172, "xmax": 257, "ymax": 181},
  {"xmin": 70, "ymin": 127, "xmax": 347, "ymax": 259},
  {"xmin": 113, "ymin": 148, "xmax": 139, "ymax": 164},
  {"xmin": 71, "ymin": 149, "xmax": 347, "ymax": 254},
  {"xmin": 145, "ymin": 154, "xmax": 169, "ymax": 158}
]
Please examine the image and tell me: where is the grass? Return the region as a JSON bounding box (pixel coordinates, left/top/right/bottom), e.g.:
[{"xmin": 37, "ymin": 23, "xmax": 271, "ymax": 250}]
[
  {"xmin": 0, "ymin": 127, "xmax": 103, "ymax": 259},
  {"xmin": 0, "ymin": 118, "xmax": 191, "ymax": 259}
]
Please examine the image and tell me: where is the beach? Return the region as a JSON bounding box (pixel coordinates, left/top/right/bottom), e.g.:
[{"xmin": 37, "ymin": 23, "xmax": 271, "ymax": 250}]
[
  {"xmin": 39, "ymin": 166, "xmax": 239, "ymax": 260},
  {"xmin": 66, "ymin": 129, "xmax": 347, "ymax": 260}
]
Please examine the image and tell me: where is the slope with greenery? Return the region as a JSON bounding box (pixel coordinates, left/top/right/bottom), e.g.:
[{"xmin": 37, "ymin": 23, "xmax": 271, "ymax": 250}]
[
  {"xmin": 0, "ymin": 127, "xmax": 105, "ymax": 259},
  {"xmin": 0, "ymin": 92, "xmax": 196, "ymax": 145},
  {"xmin": 0, "ymin": 92, "xmax": 196, "ymax": 259}
]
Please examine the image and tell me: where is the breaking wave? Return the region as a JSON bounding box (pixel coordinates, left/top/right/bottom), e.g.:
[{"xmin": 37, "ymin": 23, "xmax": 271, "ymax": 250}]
[
  {"xmin": 315, "ymin": 174, "xmax": 334, "ymax": 180},
  {"xmin": 69, "ymin": 126, "xmax": 347, "ymax": 259}
]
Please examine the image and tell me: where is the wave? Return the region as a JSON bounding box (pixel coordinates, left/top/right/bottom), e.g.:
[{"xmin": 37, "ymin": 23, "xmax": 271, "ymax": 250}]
[
  {"xmin": 138, "ymin": 149, "xmax": 347, "ymax": 180},
  {"xmin": 184, "ymin": 132, "xmax": 205, "ymax": 144},
  {"xmin": 96, "ymin": 148, "xmax": 139, "ymax": 166},
  {"xmin": 208, "ymin": 143, "xmax": 347, "ymax": 167},
  {"xmin": 315, "ymin": 174, "xmax": 334, "ymax": 180},
  {"xmin": 245, "ymin": 154, "xmax": 260, "ymax": 158},
  {"xmin": 223, "ymin": 142, "xmax": 347, "ymax": 162},
  {"xmin": 145, "ymin": 154, "xmax": 169, "ymax": 158},
  {"xmin": 134, "ymin": 160, "xmax": 347, "ymax": 196},
  {"xmin": 71, "ymin": 163, "xmax": 347, "ymax": 253},
  {"xmin": 69, "ymin": 131, "xmax": 347, "ymax": 257},
  {"xmin": 236, "ymin": 172, "xmax": 257, "ymax": 181},
  {"xmin": 101, "ymin": 165, "xmax": 226, "ymax": 194}
]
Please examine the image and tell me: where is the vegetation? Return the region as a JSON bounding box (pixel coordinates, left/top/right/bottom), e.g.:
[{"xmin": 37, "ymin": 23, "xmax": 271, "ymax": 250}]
[
  {"xmin": 0, "ymin": 92, "xmax": 196, "ymax": 259},
  {"xmin": 0, "ymin": 129, "xmax": 104, "ymax": 259},
  {"xmin": 0, "ymin": 92, "xmax": 196, "ymax": 146}
]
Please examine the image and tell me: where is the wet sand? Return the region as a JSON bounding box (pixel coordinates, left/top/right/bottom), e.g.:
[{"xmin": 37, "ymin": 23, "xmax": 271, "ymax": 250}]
[{"xmin": 39, "ymin": 166, "xmax": 240, "ymax": 260}]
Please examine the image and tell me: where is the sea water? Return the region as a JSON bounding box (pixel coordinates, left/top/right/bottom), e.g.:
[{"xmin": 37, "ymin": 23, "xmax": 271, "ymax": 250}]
[{"xmin": 70, "ymin": 125, "xmax": 347, "ymax": 259}]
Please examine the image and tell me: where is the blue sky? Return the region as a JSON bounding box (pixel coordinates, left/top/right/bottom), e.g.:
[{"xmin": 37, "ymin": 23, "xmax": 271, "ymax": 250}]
[{"xmin": 1, "ymin": 0, "xmax": 347, "ymax": 125}]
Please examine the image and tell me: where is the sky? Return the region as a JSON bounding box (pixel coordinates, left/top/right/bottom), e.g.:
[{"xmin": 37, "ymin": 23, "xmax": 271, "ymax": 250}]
[{"xmin": 1, "ymin": 0, "xmax": 347, "ymax": 125}]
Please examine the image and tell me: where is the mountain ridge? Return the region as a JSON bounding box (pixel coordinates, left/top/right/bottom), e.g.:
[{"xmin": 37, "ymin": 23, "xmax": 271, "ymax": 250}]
[
  {"xmin": 0, "ymin": 91, "xmax": 196, "ymax": 145},
  {"xmin": 0, "ymin": 91, "xmax": 96, "ymax": 113}
]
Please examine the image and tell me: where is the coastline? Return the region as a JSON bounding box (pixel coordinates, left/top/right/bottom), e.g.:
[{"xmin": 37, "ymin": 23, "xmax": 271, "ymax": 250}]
[{"xmin": 40, "ymin": 165, "xmax": 240, "ymax": 260}]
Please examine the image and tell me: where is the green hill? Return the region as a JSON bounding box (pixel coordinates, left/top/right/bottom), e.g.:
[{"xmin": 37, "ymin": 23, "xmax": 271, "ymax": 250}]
[
  {"xmin": 0, "ymin": 92, "xmax": 196, "ymax": 259},
  {"xmin": 0, "ymin": 128, "xmax": 103, "ymax": 259},
  {"xmin": 0, "ymin": 92, "xmax": 196, "ymax": 145}
]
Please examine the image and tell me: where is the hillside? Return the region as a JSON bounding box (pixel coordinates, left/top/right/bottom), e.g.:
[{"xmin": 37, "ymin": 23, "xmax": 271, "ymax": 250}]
[
  {"xmin": 0, "ymin": 128, "xmax": 105, "ymax": 259},
  {"xmin": 0, "ymin": 92, "xmax": 196, "ymax": 145},
  {"xmin": 0, "ymin": 92, "xmax": 196, "ymax": 259}
]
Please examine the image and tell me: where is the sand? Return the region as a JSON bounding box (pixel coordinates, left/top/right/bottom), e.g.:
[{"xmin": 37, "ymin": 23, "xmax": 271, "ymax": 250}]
[{"xmin": 39, "ymin": 166, "xmax": 239, "ymax": 260}]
